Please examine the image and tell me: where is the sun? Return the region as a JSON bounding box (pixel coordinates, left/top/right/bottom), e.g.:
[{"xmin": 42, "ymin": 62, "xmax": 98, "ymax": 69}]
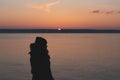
[{"xmin": 58, "ymin": 28, "xmax": 62, "ymax": 31}]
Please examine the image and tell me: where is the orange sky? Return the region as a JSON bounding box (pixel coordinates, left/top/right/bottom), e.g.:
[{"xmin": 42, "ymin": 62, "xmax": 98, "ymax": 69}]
[{"xmin": 0, "ymin": 0, "xmax": 120, "ymax": 29}]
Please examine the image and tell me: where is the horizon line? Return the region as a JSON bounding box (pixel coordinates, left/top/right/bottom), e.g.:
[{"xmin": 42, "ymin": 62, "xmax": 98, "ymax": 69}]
[
  {"xmin": 0, "ymin": 29, "xmax": 120, "ymax": 33},
  {"xmin": 0, "ymin": 28, "xmax": 120, "ymax": 30}
]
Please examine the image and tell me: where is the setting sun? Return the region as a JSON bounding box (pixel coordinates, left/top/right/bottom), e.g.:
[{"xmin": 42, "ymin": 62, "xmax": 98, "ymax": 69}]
[{"xmin": 58, "ymin": 28, "xmax": 62, "ymax": 31}]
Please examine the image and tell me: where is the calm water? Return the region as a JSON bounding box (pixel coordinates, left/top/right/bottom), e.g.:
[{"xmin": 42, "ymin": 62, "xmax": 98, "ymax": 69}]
[{"xmin": 0, "ymin": 33, "xmax": 120, "ymax": 80}]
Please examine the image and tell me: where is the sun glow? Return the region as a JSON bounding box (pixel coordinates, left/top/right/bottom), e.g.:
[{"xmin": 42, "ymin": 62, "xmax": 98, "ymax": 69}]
[
  {"xmin": 0, "ymin": 0, "xmax": 120, "ymax": 29},
  {"xmin": 58, "ymin": 28, "xmax": 62, "ymax": 31}
]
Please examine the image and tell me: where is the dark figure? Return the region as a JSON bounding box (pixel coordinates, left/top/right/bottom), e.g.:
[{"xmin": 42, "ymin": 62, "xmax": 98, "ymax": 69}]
[{"xmin": 29, "ymin": 37, "xmax": 54, "ymax": 80}]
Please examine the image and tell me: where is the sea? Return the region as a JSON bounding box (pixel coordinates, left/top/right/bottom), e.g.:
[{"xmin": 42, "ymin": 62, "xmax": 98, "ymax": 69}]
[{"xmin": 0, "ymin": 33, "xmax": 120, "ymax": 80}]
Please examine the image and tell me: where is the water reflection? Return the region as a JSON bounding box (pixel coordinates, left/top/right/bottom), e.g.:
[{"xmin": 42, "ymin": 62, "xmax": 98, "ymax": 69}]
[{"xmin": 0, "ymin": 33, "xmax": 120, "ymax": 80}]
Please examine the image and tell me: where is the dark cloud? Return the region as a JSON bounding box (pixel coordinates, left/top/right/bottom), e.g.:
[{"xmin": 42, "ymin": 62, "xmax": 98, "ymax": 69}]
[
  {"xmin": 91, "ymin": 10, "xmax": 120, "ymax": 15},
  {"xmin": 92, "ymin": 10, "xmax": 100, "ymax": 13},
  {"xmin": 105, "ymin": 11, "xmax": 114, "ymax": 14},
  {"xmin": 118, "ymin": 11, "xmax": 120, "ymax": 14}
]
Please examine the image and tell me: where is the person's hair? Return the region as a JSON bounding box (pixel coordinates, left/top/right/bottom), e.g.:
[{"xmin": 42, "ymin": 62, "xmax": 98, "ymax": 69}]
[{"xmin": 35, "ymin": 37, "xmax": 47, "ymax": 45}]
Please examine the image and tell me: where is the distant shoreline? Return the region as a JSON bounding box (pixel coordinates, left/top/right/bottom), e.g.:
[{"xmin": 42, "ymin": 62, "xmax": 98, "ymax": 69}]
[{"xmin": 0, "ymin": 29, "xmax": 120, "ymax": 33}]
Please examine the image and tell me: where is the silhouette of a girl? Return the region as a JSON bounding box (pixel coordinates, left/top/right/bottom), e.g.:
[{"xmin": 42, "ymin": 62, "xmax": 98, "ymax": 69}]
[{"xmin": 29, "ymin": 37, "xmax": 54, "ymax": 80}]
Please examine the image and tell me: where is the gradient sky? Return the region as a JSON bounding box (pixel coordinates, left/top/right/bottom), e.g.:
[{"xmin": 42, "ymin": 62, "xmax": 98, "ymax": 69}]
[{"xmin": 0, "ymin": 0, "xmax": 120, "ymax": 29}]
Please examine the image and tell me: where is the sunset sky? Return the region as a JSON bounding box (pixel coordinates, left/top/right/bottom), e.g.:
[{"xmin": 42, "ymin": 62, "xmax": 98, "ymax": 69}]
[{"xmin": 0, "ymin": 0, "xmax": 120, "ymax": 29}]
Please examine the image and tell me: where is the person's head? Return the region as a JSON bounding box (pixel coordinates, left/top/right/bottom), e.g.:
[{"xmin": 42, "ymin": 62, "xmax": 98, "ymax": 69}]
[{"xmin": 35, "ymin": 37, "xmax": 47, "ymax": 46}]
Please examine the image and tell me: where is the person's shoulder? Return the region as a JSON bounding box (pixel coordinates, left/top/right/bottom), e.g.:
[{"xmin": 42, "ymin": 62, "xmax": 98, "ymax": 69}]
[
  {"xmin": 30, "ymin": 43, "xmax": 36, "ymax": 48},
  {"xmin": 30, "ymin": 43, "xmax": 40, "ymax": 48},
  {"xmin": 30, "ymin": 43, "xmax": 35, "ymax": 46}
]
